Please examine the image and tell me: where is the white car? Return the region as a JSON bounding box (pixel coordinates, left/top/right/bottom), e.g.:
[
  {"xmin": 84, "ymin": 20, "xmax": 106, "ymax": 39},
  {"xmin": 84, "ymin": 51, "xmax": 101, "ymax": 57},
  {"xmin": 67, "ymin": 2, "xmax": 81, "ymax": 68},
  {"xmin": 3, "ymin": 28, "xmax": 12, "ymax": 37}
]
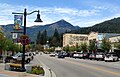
[
  {"xmin": 73, "ymin": 53, "xmax": 83, "ymax": 58},
  {"xmin": 95, "ymin": 53, "xmax": 105, "ymax": 61},
  {"xmin": 104, "ymin": 53, "xmax": 119, "ymax": 62},
  {"xmin": 49, "ymin": 53, "xmax": 56, "ymax": 57},
  {"xmin": 12, "ymin": 52, "xmax": 33, "ymax": 63}
]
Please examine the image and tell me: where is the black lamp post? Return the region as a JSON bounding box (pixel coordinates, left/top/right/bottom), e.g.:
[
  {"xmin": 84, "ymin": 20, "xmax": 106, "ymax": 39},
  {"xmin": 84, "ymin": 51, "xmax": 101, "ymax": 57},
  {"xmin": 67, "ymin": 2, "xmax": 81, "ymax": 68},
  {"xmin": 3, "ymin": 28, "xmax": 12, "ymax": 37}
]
[{"xmin": 12, "ymin": 8, "xmax": 42, "ymax": 71}]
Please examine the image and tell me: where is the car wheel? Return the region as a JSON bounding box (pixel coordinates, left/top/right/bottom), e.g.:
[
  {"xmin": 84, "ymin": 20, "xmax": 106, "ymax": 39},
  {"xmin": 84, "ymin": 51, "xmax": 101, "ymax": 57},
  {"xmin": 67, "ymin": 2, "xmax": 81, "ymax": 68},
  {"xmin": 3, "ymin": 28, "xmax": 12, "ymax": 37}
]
[
  {"xmin": 113, "ymin": 59, "xmax": 116, "ymax": 62},
  {"xmin": 31, "ymin": 56, "xmax": 34, "ymax": 60},
  {"xmin": 105, "ymin": 60, "xmax": 107, "ymax": 62},
  {"xmin": 26, "ymin": 59, "xmax": 30, "ymax": 63}
]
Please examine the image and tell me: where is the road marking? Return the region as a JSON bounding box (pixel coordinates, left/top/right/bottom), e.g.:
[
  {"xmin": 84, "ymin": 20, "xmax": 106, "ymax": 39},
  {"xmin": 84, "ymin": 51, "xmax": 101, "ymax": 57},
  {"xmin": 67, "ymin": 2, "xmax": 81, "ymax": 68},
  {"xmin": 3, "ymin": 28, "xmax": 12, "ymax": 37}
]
[
  {"xmin": 43, "ymin": 55, "xmax": 120, "ymax": 76},
  {"xmin": 63, "ymin": 59, "xmax": 120, "ymax": 76}
]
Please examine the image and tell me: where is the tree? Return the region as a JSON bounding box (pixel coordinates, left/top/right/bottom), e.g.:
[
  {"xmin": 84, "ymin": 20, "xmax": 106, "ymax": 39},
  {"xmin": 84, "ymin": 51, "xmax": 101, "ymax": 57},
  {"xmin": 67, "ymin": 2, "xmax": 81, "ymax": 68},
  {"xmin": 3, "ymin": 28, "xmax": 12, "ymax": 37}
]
[
  {"xmin": 50, "ymin": 29, "xmax": 61, "ymax": 47},
  {"xmin": 36, "ymin": 31, "xmax": 41, "ymax": 44},
  {"xmin": 88, "ymin": 40, "xmax": 97, "ymax": 53},
  {"xmin": 75, "ymin": 43, "xmax": 81, "ymax": 52},
  {"xmin": 5, "ymin": 40, "xmax": 18, "ymax": 55},
  {"xmin": 0, "ymin": 28, "xmax": 6, "ymax": 55},
  {"xmin": 101, "ymin": 38, "xmax": 111, "ymax": 52},
  {"xmin": 80, "ymin": 42, "xmax": 88, "ymax": 52},
  {"xmin": 26, "ymin": 44, "xmax": 32, "ymax": 52},
  {"xmin": 35, "ymin": 44, "xmax": 44, "ymax": 51},
  {"xmin": 47, "ymin": 47, "xmax": 55, "ymax": 53},
  {"xmin": 43, "ymin": 29, "xmax": 47, "ymax": 45},
  {"xmin": 69, "ymin": 46, "xmax": 76, "ymax": 52},
  {"xmin": 0, "ymin": 39, "xmax": 6, "ymax": 55},
  {"xmin": 114, "ymin": 39, "xmax": 120, "ymax": 50},
  {"xmin": 63, "ymin": 45, "xmax": 69, "ymax": 52},
  {"xmin": 40, "ymin": 29, "xmax": 47, "ymax": 45}
]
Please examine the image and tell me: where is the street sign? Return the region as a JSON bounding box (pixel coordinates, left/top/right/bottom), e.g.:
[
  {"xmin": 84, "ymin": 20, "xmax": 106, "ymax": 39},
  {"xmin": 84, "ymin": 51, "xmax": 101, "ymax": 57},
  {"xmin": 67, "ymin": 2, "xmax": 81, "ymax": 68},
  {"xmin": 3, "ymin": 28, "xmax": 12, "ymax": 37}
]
[{"xmin": 12, "ymin": 33, "xmax": 17, "ymax": 39}]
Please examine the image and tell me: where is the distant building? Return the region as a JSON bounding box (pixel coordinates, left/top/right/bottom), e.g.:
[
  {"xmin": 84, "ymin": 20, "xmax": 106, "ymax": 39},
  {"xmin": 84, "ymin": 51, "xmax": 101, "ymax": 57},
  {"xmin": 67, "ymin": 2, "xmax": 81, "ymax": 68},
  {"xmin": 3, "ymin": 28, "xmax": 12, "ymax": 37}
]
[
  {"xmin": 63, "ymin": 32, "xmax": 120, "ymax": 50},
  {"xmin": 63, "ymin": 32, "xmax": 98, "ymax": 47}
]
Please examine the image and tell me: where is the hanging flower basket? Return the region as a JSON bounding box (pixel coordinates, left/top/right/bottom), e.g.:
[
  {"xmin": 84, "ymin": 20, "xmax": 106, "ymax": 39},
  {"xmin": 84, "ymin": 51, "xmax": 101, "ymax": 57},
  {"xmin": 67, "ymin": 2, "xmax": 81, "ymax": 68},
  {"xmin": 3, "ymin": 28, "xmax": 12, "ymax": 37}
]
[{"xmin": 18, "ymin": 35, "xmax": 30, "ymax": 45}]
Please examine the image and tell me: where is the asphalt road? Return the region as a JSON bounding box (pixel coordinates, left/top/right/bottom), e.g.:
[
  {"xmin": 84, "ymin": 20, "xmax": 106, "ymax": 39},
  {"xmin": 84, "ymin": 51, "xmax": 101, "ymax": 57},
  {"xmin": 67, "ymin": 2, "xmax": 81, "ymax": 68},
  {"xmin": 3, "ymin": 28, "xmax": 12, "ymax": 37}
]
[{"xmin": 34, "ymin": 54, "xmax": 120, "ymax": 77}]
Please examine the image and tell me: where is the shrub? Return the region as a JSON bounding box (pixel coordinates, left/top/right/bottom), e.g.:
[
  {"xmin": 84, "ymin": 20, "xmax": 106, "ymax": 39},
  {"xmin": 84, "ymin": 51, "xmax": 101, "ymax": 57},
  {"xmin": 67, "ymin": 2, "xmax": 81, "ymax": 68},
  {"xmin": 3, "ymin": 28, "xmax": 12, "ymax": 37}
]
[{"xmin": 30, "ymin": 65, "xmax": 44, "ymax": 75}]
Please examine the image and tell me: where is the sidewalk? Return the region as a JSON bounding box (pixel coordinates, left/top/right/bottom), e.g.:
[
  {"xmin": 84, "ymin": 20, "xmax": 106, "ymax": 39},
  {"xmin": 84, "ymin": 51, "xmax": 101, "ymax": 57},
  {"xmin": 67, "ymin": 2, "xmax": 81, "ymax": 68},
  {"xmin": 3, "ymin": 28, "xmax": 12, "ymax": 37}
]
[{"xmin": 0, "ymin": 63, "xmax": 42, "ymax": 77}]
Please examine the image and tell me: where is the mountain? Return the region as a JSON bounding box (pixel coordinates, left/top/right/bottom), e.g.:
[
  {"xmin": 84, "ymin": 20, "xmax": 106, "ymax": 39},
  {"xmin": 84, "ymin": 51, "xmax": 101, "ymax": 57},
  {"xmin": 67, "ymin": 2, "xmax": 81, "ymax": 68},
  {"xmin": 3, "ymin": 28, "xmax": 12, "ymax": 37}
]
[
  {"xmin": 0, "ymin": 19, "xmax": 79, "ymax": 41},
  {"xmin": 90, "ymin": 17, "xmax": 120, "ymax": 33},
  {"xmin": 72, "ymin": 17, "xmax": 120, "ymax": 34}
]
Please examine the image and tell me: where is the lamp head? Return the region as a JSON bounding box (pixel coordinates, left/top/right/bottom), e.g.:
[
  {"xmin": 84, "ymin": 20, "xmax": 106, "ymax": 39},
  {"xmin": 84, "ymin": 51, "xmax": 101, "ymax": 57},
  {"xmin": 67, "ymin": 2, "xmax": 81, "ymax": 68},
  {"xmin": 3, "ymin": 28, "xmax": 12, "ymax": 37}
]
[{"xmin": 34, "ymin": 11, "xmax": 43, "ymax": 22}]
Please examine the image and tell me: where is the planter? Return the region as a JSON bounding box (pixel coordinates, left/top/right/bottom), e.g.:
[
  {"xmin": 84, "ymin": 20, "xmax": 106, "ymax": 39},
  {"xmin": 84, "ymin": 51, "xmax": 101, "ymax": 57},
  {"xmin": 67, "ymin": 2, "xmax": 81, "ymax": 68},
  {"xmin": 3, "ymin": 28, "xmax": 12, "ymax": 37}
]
[{"xmin": 27, "ymin": 65, "xmax": 44, "ymax": 76}]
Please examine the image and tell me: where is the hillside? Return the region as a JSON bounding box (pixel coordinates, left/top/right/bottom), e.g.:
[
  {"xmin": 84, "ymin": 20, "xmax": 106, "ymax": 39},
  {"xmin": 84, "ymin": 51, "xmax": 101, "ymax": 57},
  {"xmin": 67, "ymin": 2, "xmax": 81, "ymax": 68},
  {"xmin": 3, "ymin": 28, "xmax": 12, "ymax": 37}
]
[
  {"xmin": 0, "ymin": 19, "xmax": 79, "ymax": 41},
  {"xmin": 1, "ymin": 17, "xmax": 120, "ymax": 41},
  {"xmin": 72, "ymin": 17, "xmax": 120, "ymax": 34}
]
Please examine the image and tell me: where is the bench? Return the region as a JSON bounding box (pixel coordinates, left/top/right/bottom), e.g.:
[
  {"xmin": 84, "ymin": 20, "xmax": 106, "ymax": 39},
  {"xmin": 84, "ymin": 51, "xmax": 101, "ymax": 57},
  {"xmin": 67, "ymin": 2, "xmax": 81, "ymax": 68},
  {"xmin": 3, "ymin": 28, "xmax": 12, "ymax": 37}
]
[{"xmin": 10, "ymin": 63, "xmax": 22, "ymax": 71}]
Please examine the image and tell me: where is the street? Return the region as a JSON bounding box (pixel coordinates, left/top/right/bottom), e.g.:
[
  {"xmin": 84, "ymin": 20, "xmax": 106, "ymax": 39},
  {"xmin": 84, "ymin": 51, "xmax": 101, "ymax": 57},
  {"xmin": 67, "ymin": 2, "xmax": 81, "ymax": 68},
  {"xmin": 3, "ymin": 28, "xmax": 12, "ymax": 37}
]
[{"xmin": 33, "ymin": 54, "xmax": 120, "ymax": 77}]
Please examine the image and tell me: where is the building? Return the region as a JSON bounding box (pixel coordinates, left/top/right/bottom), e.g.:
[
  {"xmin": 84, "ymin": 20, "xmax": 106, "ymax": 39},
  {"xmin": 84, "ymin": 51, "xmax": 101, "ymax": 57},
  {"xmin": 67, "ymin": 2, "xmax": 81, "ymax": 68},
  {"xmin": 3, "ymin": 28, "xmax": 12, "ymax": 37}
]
[
  {"xmin": 63, "ymin": 32, "xmax": 120, "ymax": 50},
  {"xmin": 109, "ymin": 35, "xmax": 120, "ymax": 50},
  {"xmin": 63, "ymin": 32, "xmax": 98, "ymax": 47}
]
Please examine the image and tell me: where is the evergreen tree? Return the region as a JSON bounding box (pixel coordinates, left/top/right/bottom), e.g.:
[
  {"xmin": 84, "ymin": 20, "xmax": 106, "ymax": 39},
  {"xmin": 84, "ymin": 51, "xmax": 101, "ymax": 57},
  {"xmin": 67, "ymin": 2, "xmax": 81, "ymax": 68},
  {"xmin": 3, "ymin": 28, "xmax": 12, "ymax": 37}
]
[
  {"xmin": 53, "ymin": 29, "xmax": 60, "ymax": 40},
  {"xmin": 40, "ymin": 29, "xmax": 47, "ymax": 45},
  {"xmin": 50, "ymin": 29, "xmax": 60, "ymax": 47},
  {"xmin": 43, "ymin": 29, "xmax": 47, "ymax": 44},
  {"xmin": 36, "ymin": 31, "xmax": 41, "ymax": 44}
]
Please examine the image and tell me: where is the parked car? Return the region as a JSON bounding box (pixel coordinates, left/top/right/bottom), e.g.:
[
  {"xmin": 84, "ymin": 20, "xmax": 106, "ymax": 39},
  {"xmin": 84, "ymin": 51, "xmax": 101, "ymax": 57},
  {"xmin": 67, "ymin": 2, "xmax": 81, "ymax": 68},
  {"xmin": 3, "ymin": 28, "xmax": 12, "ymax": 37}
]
[
  {"xmin": 50, "ymin": 53, "xmax": 56, "ymax": 57},
  {"xmin": 0, "ymin": 55, "xmax": 3, "ymax": 60},
  {"xmin": 89, "ymin": 53, "xmax": 96, "ymax": 60},
  {"xmin": 83, "ymin": 53, "xmax": 91, "ymax": 59},
  {"xmin": 58, "ymin": 52, "xmax": 65, "ymax": 58},
  {"xmin": 5, "ymin": 56, "xmax": 13, "ymax": 63},
  {"xmin": 32, "ymin": 52, "xmax": 36, "ymax": 56},
  {"xmin": 95, "ymin": 53, "xmax": 105, "ymax": 61},
  {"xmin": 12, "ymin": 52, "xmax": 33, "ymax": 63},
  {"xmin": 27, "ymin": 52, "xmax": 34, "ymax": 60},
  {"xmin": 73, "ymin": 52, "xmax": 83, "ymax": 59},
  {"xmin": 104, "ymin": 53, "xmax": 119, "ymax": 62}
]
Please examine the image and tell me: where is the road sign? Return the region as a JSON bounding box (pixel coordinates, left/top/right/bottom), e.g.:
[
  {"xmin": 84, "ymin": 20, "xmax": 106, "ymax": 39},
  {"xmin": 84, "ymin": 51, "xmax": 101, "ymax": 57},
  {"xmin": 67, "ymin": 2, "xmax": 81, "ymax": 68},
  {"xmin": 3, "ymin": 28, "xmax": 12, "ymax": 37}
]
[{"xmin": 12, "ymin": 33, "xmax": 17, "ymax": 39}]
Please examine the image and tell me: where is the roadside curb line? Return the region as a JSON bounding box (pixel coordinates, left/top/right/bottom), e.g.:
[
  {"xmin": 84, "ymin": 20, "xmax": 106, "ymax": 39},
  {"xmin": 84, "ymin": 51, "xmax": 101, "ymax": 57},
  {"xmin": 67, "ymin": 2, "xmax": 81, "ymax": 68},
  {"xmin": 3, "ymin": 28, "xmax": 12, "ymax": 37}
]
[{"xmin": 36, "ymin": 55, "xmax": 56, "ymax": 77}]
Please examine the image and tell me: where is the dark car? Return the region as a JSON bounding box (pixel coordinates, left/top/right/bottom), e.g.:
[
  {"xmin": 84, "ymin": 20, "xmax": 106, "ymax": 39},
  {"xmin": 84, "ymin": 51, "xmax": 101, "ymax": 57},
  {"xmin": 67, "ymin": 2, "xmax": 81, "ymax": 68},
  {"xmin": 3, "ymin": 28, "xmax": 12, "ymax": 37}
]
[
  {"xmin": 63, "ymin": 52, "xmax": 70, "ymax": 57},
  {"xmin": 5, "ymin": 56, "xmax": 13, "ymax": 63},
  {"xmin": 83, "ymin": 53, "xmax": 91, "ymax": 59},
  {"xmin": 58, "ymin": 53, "xmax": 65, "ymax": 58},
  {"xmin": 89, "ymin": 53, "xmax": 96, "ymax": 60}
]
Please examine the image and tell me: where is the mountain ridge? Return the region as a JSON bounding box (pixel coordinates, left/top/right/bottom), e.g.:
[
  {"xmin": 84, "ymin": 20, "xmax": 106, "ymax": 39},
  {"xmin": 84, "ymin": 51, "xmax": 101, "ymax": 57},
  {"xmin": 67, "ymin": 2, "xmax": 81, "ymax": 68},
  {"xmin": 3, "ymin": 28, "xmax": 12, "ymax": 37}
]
[
  {"xmin": 1, "ymin": 17, "xmax": 120, "ymax": 41},
  {"xmin": 71, "ymin": 17, "xmax": 120, "ymax": 34},
  {"xmin": 0, "ymin": 19, "xmax": 79, "ymax": 41}
]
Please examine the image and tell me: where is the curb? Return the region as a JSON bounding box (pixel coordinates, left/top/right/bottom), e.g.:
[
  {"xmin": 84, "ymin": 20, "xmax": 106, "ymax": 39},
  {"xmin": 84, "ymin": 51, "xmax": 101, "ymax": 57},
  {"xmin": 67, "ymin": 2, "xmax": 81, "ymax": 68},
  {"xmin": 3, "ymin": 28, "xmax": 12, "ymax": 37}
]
[
  {"xmin": 36, "ymin": 56, "xmax": 56, "ymax": 77},
  {"xmin": 0, "ymin": 63, "xmax": 43, "ymax": 77}
]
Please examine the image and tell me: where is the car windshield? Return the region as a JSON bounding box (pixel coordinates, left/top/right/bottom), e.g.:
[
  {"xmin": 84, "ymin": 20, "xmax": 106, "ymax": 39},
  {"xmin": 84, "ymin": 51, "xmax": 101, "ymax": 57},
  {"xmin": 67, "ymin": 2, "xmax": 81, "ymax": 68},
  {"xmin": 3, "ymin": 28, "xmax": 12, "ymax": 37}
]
[{"xmin": 13, "ymin": 53, "xmax": 22, "ymax": 57}]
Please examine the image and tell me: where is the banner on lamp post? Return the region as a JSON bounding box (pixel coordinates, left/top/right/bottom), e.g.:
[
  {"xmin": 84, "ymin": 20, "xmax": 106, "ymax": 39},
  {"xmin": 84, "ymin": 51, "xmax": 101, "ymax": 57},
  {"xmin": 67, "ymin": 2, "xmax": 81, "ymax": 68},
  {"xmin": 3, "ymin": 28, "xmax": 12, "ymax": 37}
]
[{"xmin": 14, "ymin": 15, "xmax": 23, "ymax": 30}]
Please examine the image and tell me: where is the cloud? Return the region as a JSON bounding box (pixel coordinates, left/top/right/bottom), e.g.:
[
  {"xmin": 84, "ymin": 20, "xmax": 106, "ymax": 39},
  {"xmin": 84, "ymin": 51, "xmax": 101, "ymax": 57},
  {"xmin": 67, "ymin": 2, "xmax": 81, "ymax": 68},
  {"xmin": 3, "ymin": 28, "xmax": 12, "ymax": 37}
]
[
  {"xmin": 0, "ymin": 3, "xmax": 99, "ymax": 27},
  {"xmin": 0, "ymin": 2, "xmax": 120, "ymax": 27},
  {"xmin": 40, "ymin": 7, "xmax": 99, "ymax": 17}
]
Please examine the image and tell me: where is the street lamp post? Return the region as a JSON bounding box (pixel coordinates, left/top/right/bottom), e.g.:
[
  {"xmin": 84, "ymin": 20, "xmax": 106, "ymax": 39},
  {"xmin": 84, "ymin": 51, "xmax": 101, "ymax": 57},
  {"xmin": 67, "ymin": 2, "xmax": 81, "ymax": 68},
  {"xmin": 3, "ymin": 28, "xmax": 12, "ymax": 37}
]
[{"xmin": 12, "ymin": 8, "xmax": 42, "ymax": 71}]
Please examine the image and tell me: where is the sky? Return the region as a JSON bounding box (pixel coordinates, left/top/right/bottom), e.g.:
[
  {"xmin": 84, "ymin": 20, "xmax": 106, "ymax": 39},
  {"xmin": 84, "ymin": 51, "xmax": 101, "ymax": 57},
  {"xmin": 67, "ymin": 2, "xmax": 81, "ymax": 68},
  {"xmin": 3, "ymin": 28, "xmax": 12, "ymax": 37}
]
[{"xmin": 0, "ymin": 0, "xmax": 120, "ymax": 27}]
